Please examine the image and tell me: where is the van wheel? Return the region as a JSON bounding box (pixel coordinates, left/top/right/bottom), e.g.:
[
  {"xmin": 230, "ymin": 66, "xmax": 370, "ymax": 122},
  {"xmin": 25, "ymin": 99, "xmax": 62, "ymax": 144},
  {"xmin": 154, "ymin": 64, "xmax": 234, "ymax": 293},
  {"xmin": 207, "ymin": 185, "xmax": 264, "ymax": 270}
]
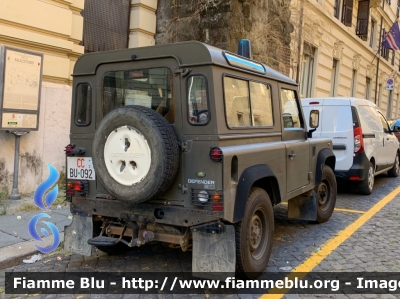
[
  {"xmin": 235, "ymin": 187, "xmax": 274, "ymax": 279},
  {"xmin": 359, "ymin": 162, "xmax": 374, "ymax": 195},
  {"xmin": 314, "ymin": 165, "xmax": 337, "ymax": 223},
  {"xmin": 388, "ymin": 153, "xmax": 400, "ymax": 177}
]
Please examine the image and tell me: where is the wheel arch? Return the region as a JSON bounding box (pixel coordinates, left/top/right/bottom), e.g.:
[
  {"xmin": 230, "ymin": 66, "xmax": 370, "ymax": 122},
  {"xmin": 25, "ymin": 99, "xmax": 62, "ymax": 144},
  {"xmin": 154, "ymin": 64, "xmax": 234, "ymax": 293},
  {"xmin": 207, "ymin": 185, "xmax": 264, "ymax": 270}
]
[
  {"xmin": 315, "ymin": 148, "xmax": 336, "ymax": 185},
  {"xmin": 233, "ymin": 164, "xmax": 281, "ymax": 223}
]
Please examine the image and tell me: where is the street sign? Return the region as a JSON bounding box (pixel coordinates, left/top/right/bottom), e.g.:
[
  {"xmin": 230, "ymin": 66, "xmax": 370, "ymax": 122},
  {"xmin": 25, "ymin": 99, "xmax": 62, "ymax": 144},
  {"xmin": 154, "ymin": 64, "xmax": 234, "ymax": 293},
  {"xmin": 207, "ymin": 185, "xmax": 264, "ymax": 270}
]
[
  {"xmin": 386, "ymin": 77, "xmax": 394, "ymax": 90},
  {"xmin": 0, "ymin": 46, "xmax": 43, "ymax": 131}
]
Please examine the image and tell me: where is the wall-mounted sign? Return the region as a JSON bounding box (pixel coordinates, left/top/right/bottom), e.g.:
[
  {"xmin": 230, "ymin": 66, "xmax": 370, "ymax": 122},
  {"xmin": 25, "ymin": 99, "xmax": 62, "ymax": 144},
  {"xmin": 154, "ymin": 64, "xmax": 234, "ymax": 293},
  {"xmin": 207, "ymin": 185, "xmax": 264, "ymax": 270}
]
[
  {"xmin": 0, "ymin": 46, "xmax": 43, "ymax": 131},
  {"xmin": 386, "ymin": 77, "xmax": 394, "ymax": 90}
]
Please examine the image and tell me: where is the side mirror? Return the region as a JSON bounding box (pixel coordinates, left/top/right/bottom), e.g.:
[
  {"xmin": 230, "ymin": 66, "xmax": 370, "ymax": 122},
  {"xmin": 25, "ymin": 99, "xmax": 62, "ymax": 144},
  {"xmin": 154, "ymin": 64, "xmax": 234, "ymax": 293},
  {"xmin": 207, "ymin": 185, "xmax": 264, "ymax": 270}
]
[
  {"xmin": 307, "ymin": 110, "xmax": 319, "ymax": 138},
  {"xmin": 394, "ymin": 126, "xmax": 400, "ymax": 133},
  {"xmin": 309, "ymin": 110, "xmax": 319, "ymax": 128}
]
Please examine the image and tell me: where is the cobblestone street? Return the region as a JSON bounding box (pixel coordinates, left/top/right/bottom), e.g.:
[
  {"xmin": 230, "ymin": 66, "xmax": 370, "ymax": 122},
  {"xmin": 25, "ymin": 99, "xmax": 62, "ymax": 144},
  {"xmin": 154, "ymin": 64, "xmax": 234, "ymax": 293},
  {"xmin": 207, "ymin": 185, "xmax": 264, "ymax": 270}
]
[{"xmin": 2, "ymin": 173, "xmax": 400, "ymax": 299}]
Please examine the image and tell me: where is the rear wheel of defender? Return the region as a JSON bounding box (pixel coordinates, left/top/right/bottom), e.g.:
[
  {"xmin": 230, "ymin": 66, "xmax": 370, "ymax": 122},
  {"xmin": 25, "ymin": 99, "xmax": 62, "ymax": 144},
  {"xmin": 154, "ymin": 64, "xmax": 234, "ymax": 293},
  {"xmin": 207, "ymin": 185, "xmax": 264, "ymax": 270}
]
[
  {"xmin": 235, "ymin": 187, "xmax": 274, "ymax": 279},
  {"xmin": 314, "ymin": 165, "xmax": 337, "ymax": 223}
]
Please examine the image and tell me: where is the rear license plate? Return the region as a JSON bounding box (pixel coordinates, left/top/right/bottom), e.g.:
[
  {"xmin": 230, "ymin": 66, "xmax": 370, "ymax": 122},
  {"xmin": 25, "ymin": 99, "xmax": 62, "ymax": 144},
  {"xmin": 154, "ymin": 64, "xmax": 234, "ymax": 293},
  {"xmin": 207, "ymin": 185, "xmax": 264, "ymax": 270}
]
[{"xmin": 67, "ymin": 157, "xmax": 96, "ymax": 180}]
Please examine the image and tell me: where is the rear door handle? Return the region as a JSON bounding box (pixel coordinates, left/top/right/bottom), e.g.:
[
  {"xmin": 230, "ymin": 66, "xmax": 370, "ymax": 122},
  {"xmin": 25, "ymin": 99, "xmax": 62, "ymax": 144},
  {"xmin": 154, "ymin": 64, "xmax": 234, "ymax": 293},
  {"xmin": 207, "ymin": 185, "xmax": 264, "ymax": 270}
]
[{"xmin": 288, "ymin": 153, "xmax": 296, "ymax": 159}]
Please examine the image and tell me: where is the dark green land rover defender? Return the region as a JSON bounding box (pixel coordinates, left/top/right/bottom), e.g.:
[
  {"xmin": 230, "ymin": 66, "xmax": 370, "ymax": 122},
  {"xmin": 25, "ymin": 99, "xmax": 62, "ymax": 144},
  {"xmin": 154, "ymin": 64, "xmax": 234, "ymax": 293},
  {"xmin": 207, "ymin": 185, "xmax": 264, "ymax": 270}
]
[{"xmin": 64, "ymin": 40, "xmax": 336, "ymax": 278}]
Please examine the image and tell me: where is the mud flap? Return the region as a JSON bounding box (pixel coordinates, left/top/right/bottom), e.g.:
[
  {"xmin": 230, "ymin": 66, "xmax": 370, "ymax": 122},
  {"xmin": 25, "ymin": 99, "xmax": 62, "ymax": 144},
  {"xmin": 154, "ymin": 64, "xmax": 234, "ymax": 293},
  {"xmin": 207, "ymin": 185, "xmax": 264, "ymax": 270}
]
[
  {"xmin": 287, "ymin": 190, "xmax": 318, "ymax": 221},
  {"xmin": 191, "ymin": 222, "xmax": 235, "ymax": 279},
  {"xmin": 64, "ymin": 212, "xmax": 94, "ymax": 256}
]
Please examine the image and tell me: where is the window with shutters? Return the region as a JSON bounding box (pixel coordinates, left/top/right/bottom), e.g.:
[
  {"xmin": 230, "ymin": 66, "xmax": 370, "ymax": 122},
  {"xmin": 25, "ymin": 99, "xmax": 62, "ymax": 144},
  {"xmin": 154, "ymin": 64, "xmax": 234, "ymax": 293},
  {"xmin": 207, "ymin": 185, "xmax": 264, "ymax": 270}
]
[
  {"xmin": 356, "ymin": 0, "xmax": 370, "ymax": 40},
  {"xmin": 381, "ymin": 29, "xmax": 390, "ymax": 60},
  {"xmin": 365, "ymin": 77, "xmax": 371, "ymax": 100},
  {"xmin": 81, "ymin": 0, "xmax": 130, "ymax": 53},
  {"xmin": 300, "ymin": 44, "xmax": 316, "ymax": 98},
  {"xmin": 341, "ymin": 0, "xmax": 353, "ymax": 27},
  {"xmin": 397, "ymin": 0, "xmax": 400, "ymax": 17},
  {"xmin": 392, "ymin": 50, "xmax": 396, "ymax": 65},
  {"xmin": 334, "ymin": 0, "xmax": 341, "ymax": 19},
  {"xmin": 351, "ymin": 69, "xmax": 357, "ymax": 97},
  {"xmin": 330, "ymin": 59, "xmax": 340, "ymax": 97},
  {"xmin": 370, "ymin": 19, "xmax": 376, "ymax": 48}
]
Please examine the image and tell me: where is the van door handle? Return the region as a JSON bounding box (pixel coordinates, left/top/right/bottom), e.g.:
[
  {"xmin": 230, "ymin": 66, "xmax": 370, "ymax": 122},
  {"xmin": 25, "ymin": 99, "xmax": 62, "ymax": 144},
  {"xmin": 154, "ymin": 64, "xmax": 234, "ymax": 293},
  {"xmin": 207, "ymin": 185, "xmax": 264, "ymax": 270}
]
[{"xmin": 288, "ymin": 153, "xmax": 296, "ymax": 160}]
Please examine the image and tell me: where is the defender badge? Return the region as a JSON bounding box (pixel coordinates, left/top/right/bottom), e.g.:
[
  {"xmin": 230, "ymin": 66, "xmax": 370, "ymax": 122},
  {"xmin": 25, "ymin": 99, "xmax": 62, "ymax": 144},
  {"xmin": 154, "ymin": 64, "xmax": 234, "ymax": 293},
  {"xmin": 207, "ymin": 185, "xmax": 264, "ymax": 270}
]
[{"xmin": 196, "ymin": 171, "xmax": 206, "ymax": 178}]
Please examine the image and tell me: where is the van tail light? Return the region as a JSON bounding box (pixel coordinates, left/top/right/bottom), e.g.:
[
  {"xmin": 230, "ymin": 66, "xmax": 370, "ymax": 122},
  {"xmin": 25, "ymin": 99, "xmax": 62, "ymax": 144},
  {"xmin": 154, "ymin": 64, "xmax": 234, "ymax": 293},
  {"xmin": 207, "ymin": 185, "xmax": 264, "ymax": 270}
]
[
  {"xmin": 354, "ymin": 126, "xmax": 364, "ymax": 154},
  {"xmin": 210, "ymin": 147, "xmax": 223, "ymax": 162}
]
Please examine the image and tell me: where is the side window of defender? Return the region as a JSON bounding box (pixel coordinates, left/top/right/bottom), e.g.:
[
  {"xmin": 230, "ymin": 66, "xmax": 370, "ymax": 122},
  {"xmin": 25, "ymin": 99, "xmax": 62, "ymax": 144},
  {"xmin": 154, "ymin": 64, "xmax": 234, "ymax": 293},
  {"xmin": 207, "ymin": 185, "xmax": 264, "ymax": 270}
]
[
  {"xmin": 223, "ymin": 76, "xmax": 273, "ymax": 128},
  {"xmin": 281, "ymin": 89, "xmax": 302, "ymax": 129},
  {"xmin": 75, "ymin": 83, "xmax": 91, "ymax": 126},
  {"xmin": 187, "ymin": 75, "xmax": 209, "ymax": 125}
]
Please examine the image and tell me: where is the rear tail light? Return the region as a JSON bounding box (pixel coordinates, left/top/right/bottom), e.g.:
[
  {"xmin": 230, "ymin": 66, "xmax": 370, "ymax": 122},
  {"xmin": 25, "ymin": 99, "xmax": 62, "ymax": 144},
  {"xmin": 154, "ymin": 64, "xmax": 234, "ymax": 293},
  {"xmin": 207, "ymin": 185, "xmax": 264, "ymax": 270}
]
[
  {"xmin": 66, "ymin": 180, "xmax": 89, "ymax": 196},
  {"xmin": 354, "ymin": 126, "xmax": 364, "ymax": 154},
  {"xmin": 212, "ymin": 203, "xmax": 223, "ymax": 211},
  {"xmin": 65, "ymin": 144, "xmax": 76, "ymax": 156},
  {"xmin": 210, "ymin": 147, "xmax": 223, "ymax": 162},
  {"xmin": 309, "ymin": 101, "xmax": 320, "ymax": 105}
]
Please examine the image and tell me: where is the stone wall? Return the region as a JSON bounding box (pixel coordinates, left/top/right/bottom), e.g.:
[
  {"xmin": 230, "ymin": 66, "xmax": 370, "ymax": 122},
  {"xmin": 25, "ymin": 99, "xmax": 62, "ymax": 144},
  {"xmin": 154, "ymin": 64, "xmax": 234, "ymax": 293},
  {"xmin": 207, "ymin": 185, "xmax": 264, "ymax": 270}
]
[{"xmin": 155, "ymin": 0, "xmax": 294, "ymax": 75}]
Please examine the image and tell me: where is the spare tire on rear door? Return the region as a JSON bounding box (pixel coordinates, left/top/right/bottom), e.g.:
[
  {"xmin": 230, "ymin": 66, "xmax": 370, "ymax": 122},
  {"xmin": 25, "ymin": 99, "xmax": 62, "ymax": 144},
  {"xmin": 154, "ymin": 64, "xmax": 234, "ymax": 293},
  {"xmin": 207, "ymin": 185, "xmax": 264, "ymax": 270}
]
[{"xmin": 92, "ymin": 105, "xmax": 179, "ymax": 203}]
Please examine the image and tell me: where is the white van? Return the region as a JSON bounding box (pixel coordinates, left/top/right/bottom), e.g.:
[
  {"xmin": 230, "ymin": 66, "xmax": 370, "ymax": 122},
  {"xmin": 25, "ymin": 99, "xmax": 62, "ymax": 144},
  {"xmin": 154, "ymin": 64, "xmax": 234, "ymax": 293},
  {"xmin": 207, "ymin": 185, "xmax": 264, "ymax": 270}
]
[{"xmin": 302, "ymin": 97, "xmax": 400, "ymax": 195}]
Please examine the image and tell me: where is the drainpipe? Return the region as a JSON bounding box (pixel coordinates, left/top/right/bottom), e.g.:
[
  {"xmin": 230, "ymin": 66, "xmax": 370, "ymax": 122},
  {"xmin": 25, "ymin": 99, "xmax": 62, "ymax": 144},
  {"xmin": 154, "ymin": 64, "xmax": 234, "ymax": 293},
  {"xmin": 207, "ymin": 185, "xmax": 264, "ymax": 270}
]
[
  {"xmin": 374, "ymin": 0, "xmax": 385, "ymax": 104},
  {"xmin": 296, "ymin": 0, "xmax": 304, "ymax": 83}
]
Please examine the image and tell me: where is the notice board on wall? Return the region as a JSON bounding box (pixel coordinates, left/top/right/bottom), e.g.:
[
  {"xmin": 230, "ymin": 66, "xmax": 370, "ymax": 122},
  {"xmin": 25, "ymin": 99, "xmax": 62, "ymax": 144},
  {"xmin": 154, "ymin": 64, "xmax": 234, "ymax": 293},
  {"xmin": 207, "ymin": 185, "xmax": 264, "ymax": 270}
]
[{"xmin": 0, "ymin": 46, "xmax": 43, "ymax": 131}]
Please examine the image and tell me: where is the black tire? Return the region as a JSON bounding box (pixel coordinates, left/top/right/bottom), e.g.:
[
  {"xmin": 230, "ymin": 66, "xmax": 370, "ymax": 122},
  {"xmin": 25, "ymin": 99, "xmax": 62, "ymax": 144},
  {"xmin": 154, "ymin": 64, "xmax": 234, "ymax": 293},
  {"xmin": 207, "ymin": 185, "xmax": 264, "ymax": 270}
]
[
  {"xmin": 314, "ymin": 165, "xmax": 337, "ymax": 223},
  {"xmin": 92, "ymin": 222, "xmax": 134, "ymax": 255},
  {"xmin": 388, "ymin": 152, "xmax": 400, "ymax": 177},
  {"xmin": 359, "ymin": 161, "xmax": 374, "ymax": 195},
  {"xmin": 92, "ymin": 106, "xmax": 179, "ymax": 202},
  {"xmin": 235, "ymin": 187, "xmax": 274, "ymax": 279}
]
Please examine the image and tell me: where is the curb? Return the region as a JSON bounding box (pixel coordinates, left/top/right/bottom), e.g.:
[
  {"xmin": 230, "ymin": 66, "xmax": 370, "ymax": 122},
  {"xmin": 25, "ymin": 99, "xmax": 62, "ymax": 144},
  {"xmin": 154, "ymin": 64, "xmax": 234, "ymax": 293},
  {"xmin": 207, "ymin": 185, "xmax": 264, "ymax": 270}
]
[{"xmin": 0, "ymin": 232, "xmax": 64, "ymax": 270}]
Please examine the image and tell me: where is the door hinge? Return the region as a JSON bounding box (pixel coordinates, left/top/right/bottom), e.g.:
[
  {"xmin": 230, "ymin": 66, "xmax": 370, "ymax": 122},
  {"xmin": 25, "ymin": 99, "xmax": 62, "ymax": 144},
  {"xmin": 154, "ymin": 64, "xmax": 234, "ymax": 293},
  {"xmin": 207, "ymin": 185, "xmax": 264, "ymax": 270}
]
[
  {"xmin": 179, "ymin": 141, "xmax": 187, "ymax": 152},
  {"xmin": 174, "ymin": 68, "xmax": 192, "ymax": 77},
  {"xmin": 308, "ymin": 172, "xmax": 313, "ymax": 181},
  {"xmin": 178, "ymin": 184, "xmax": 188, "ymax": 194}
]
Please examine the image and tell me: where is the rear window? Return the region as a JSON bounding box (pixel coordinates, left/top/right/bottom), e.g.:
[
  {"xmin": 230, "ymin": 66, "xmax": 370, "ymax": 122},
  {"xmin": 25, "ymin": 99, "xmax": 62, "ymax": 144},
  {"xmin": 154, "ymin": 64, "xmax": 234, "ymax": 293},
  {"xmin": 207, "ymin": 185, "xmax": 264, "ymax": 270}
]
[
  {"xmin": 75, "ymin": 83, "xmax": 91, "ymax": 126},
  {"xmin": 102, "ymin": 68, "xmax": 174, "ymax": 123},
  {"xmin": 320, "ymin": 106, "xmax": 353, "ymax": 132},
  {"xmin": 187, "ymin": 75, "xmax": 209, "ymax": 125}
]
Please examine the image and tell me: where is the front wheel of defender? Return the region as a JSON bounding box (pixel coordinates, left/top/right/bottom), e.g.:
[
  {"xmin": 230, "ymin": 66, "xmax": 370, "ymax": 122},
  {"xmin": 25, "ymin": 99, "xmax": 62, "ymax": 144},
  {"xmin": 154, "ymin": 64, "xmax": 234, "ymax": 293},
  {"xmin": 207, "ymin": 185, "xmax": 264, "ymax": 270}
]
[
  {"xmin": 235, "ymin": 187, "xmax": 274, "ymax": 279},
  {"xmin": 314, "ymin": 165, "xmax": 337, "ymax": 223}
]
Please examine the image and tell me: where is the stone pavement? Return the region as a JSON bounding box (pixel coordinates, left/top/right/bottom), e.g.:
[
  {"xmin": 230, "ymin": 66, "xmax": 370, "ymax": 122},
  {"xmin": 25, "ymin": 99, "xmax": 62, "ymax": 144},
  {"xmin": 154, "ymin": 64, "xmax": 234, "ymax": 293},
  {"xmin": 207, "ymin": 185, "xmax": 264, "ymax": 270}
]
[
  {"xmin": 0, "ymin": 198, "xmax": 72, "ymax": 269},
  {"xmin": 1, "ymin": 173, "xmax": 400, "ymax": 298}
]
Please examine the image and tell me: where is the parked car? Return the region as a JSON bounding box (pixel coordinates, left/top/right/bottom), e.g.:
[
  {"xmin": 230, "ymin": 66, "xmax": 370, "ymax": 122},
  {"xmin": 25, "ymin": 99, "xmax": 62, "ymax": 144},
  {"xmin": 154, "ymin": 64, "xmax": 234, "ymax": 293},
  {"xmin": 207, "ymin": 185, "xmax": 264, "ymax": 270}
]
[
  {"xmin": 387, "ymin": 118, "xmax": 400, "ymax": 142},
  {"xmin": 64, "ymin": 40, "xmax": 337, "ymax": 279},
  {"xmin": 302, "ymin": 97, "xmax": 400, "ymax": 195}
]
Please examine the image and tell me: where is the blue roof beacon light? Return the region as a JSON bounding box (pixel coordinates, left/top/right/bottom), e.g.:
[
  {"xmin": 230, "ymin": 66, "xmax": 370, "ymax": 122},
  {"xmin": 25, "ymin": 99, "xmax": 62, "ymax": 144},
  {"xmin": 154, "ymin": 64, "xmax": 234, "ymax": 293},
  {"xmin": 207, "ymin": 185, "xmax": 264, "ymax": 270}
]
[{"xmin": 237, "ymin": 39, "xmax": 251, "ymax": 59}]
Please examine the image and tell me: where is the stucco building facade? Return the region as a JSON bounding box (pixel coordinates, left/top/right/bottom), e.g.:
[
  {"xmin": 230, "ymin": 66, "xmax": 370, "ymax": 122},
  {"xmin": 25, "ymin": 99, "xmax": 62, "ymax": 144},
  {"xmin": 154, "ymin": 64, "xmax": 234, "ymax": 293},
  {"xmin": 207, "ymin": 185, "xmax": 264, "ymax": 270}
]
[
  {"xmin": 0, "ymin": 0, "xmax": 158, "ymax": 195},
  {"xmin": 290, "ymin": 0, "xmax": 400, "ymax": 118}
]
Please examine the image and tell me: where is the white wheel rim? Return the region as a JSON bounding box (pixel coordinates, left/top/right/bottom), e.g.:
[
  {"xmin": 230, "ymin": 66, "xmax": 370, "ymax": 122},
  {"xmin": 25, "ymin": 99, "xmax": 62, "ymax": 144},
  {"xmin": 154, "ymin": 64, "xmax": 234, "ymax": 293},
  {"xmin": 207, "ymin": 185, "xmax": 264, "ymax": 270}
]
[{"xmin": 104, "ymin": 126, "xmax": 151, "ymax": 186}]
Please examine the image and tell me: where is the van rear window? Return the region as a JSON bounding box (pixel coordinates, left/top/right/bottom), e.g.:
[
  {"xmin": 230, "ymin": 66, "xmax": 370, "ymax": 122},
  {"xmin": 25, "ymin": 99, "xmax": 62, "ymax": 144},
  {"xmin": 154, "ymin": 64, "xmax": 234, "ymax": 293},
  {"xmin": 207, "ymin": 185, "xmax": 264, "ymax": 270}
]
[{"xmin": 102, "ymin": 68, "xmax": 174, "ymax": 123}]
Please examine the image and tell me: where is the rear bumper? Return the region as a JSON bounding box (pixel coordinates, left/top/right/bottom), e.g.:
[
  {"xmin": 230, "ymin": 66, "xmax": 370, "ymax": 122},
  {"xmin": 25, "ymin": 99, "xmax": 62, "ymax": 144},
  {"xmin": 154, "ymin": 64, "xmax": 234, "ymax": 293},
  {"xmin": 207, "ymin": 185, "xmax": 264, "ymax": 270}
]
[{"xmin": 334, "ymin": 151, "xmax": 370, "ymax": 181}]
